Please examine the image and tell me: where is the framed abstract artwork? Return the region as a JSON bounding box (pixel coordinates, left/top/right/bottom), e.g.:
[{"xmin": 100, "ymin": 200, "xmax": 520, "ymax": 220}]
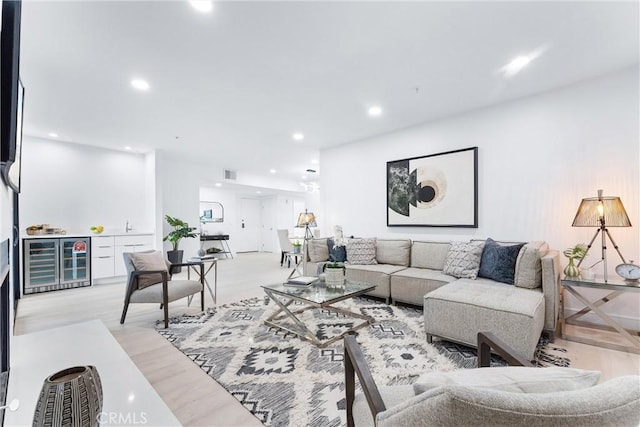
[{"xmin": 387, "ymin": 147, "xmax": 478, "ymax": 227}]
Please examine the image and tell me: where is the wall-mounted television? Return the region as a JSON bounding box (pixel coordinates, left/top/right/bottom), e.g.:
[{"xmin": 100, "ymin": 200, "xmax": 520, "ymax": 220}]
[{"xmin": 1, "ymin": 0, "xmax": 23, "ymax": 194}]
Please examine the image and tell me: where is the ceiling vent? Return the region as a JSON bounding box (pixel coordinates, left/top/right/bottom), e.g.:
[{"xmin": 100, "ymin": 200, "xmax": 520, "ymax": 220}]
[{"xmin": 223, "ymin": 169, "xmax": 237, "ymax": 180}]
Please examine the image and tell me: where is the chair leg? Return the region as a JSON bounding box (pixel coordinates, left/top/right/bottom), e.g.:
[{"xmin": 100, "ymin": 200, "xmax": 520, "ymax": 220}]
[
  {"xmin": 201, "ymin": 289, "xmax": 205, "ymax": 311},
  {"xmin": 120, "ymin": 302, "xmax": 130, "ymax": 324},
  {"xmin": 280, "ymin": 251, "xmax": 285, "ymax": 266}
]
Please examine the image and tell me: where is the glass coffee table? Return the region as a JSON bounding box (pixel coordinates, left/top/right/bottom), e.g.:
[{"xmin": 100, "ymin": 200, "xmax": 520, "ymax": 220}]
[{"xmin": 262, "ymin": 279, "xmax": 376, "ymax": 348}]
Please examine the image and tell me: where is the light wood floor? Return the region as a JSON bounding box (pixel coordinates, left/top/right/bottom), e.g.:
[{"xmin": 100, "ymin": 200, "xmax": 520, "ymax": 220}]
[{"xmin": 14, "ymin": 253, "xmax": 640, "ymax": 426}]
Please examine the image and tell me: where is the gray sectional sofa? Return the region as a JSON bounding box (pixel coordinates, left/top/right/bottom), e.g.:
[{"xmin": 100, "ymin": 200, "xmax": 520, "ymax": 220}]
[{"xmin": 304, "ymin": 238, "xmax": 561, "ymax": 359}]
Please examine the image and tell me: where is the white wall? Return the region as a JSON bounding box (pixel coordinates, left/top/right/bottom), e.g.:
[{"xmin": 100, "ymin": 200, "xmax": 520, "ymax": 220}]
[
  {"xmin": 20, "ymin": 137, "xmax": 154, "ymax": 235},
  {"xmin": 321, "ymin": 66, "xmax": 640, "ymax": 326}
]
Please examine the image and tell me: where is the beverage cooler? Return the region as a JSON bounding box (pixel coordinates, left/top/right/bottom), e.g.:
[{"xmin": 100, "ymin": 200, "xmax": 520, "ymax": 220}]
[{"xmin": 23, "ymin": 237, "xmax": 91, "ymax": 294}]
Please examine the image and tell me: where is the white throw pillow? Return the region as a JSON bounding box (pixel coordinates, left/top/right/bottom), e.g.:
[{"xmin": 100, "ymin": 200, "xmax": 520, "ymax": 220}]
[
  {"xmin": 413, "ymin": 366, "xmax": 600, "ymax": 395},
  {"xmin": 346, "ymin": 238, "xmax": 378, "ymax": 265},
  {"xmin": 130, "ymin": 251, "xmax": 168, "ymax": 289},
  {"xmin": 442, "ymin": 241, "xmax": 484, "ymax": 279}
]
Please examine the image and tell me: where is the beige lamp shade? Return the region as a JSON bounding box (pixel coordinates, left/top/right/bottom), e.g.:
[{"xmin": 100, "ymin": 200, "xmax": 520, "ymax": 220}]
[
  {"xmin": 572, "ymin": 194, "xmax": 631, "ymax": 227},
  {"xmin": 296, "ymin": 211, "xmax": 317, "ymax": 227}
]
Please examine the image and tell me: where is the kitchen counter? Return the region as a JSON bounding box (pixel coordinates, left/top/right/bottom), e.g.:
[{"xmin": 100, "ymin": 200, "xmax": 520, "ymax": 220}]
[{"xmin": 22, "ymin": 232, "xmax": 154, "ymax": 239}]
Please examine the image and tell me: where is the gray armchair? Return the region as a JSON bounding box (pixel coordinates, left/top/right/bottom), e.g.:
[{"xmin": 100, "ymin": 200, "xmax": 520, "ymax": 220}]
[
  {"xmin": 345, "ymin": 332, "xmax": 640, "ymax": 427},
  {"xmin": 120, "ymin": 251, "xmax": 204, "ymax": 328}
]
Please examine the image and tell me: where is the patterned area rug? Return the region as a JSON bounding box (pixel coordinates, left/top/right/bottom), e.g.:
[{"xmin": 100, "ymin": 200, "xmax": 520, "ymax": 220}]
[{"xmin": 156, "ymin": 296, "xmax": 569, "ymax": 426}]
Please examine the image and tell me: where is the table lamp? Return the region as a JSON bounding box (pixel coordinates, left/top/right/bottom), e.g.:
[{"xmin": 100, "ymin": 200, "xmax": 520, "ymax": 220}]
[
  {"xmin": 571, "ymin": 189, "xmax": 631, "ymax": 282},
  {"xmin": 296, "ymin": 210, "xmax": 317, "ymax": 241}
]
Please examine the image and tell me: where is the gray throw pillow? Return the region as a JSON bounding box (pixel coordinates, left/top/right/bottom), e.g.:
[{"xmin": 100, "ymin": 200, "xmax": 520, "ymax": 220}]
[
  {"xmin": 130, "ymin": 251, "xmax": 168, "ymax": 289},
  {"xmin": 307, "ymin": 238, "xmax": 329, "ymax": 262},
  {"xmin": 442, "ymin": 241, "xmax": 484, "ymax": 279},
  {"xmin": 346, "ymin": 238, "xmax": 378, "ymax": 265},
  {"xmin": 478, "ymin": 238, "xmax": 525, "ymax": 284},
  {"xmin": 413, "ymin": 367, "xmax": 601, "ymax": 395}
]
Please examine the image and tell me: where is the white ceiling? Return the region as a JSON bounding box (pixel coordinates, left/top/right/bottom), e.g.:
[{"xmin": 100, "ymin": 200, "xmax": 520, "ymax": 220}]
[{"xmin": 19, "ymin": 1, "xmax": 639, "ymax": 186}]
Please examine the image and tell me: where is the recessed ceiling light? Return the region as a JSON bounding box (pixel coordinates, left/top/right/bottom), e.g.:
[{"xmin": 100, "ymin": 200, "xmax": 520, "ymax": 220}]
[
  {"xmin": 124, "ymin": 146, "xmax": 132, "ymax": 151},
  {"xmin": 256, "ymin": 190, "xmax": 261, "ymax": 194},
  {"xmin": 292, "ymin": 133, "xmax": 304, "ymax": 141},
  {"xmin": 190, "ymin": 1, "xmax": 213, "ymax": 13},
  {"xmin": 502, "ymin": 55, "xmax": 531, "ymax": 77},
  {"xmin": 48, "ymin": 132, "xmax": 58, "ymax": 138},
  {"xmin": 215, "ymin": 183, "xmax": 222, "ymax": 187},
  {"xmin": 301, "ymin": 175, "xmax": 307, "ymax": 180},
  {"xmin": 311, "ymin": 159, "xmax": 319, "ymax": 164},
  {"xmin": 131, "ymin": 79, "xmax": 150, "ymax": 91},
  {"xmin": 269, "ymin": 169, "xmax": 277, "ymax": 174},
  {"xmin": 368, "ymin": 106, "xmax": 382, "ymax": 116}
]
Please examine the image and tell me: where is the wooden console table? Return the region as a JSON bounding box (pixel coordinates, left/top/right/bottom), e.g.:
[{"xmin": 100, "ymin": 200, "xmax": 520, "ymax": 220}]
[{"xmin": 560, "ymin": 276, "xmax": 640, "ymax": 354}]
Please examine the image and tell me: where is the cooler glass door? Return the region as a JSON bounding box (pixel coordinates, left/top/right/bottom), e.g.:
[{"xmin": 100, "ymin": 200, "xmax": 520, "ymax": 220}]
[
  {"xmin": 24, "ymin": 239, "xmax": 59, "ymax": 293},
  {"xmin": 60, "ymin": 238, "xmax": 90, "ymax": 284}
]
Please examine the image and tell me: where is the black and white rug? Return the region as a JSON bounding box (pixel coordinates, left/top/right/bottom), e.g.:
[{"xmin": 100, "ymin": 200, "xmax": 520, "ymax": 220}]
[{"xmin": 156, "ymin": 297, "xmax": 569, "ymax": 426}]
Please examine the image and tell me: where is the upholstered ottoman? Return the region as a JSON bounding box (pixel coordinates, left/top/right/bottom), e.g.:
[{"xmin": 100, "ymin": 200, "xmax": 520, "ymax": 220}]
[{"xmin": 424, "ymin": 278, "xmax": 545, "ymax": 359}]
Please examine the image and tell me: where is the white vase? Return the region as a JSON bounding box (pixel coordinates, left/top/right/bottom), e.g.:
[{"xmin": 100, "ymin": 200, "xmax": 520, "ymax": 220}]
[{"xmin": 325, "ymin": 267, "xmax": 345, "ymax": 288}]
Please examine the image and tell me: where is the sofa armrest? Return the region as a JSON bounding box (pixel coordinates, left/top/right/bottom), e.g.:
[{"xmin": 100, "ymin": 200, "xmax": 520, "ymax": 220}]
[{"xmin": 541, "ymin": 250, "xmax": 561, "ymax": 335}]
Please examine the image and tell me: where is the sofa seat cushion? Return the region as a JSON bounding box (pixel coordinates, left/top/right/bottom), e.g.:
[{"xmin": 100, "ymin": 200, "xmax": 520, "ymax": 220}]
[
  {"xmin": 130, "ymin": 279, "xmax": 203, "ymax": 303},
  {"xmin": 390, "ymin": 268, "xmax": 457, "ymax": 306},
  {"xmin": 347, "ymin": 264, "xmax": 407, "ymax": 275},
  {"xmin": 345, "ymin": 264, "xmax": 406, "ymax": 301},
  {"xmin": 428, "ymin": 279, "xmax": 543, "ymax": 315},
  {"xmin": 353, "ymin": 385, "xmax": 414, "ymax": 427},
  {"xmin": 392, "ymin": 267, "xmax": 457, "ymax": 282},
  {"xmin": 424, "ymin": 280, "xmax": 545, "ymax": 358}
]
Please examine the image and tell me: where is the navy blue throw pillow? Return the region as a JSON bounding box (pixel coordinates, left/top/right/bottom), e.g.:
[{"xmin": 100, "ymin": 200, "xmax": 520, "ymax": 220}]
[
  {"xmin": 478, "ymin": 238, "xmax": 525, "ymax": 285},
  {"xmin": 327, "ymin": 238, "xmax": 347, "ymax": 262}
]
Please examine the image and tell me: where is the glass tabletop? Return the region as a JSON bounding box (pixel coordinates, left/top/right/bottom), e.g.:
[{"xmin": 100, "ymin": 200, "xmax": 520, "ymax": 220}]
[
  {"xmin": 561, "ymin": 275, "xmax": 640, "ymax": 291},
  {"xmin": 262, "ymin": 279, "xmax": 376, "ymax": 304}
]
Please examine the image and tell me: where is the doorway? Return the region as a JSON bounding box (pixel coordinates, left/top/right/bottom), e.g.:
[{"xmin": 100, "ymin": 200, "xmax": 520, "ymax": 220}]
[{"xmin": 235, "ymin": 198, "xmax": 261, "ymax": 252}]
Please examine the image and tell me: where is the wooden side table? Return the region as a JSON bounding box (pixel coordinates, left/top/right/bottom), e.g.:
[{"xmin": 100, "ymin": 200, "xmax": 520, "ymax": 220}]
[{"xmin": 560, "ymin": 276, "xmax": 640, "ymax": 354}]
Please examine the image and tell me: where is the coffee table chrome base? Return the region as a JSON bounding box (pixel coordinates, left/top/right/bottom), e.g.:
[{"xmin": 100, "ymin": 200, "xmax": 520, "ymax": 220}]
[{"xmin": 263, "ymin": 289, "xmax": 374, "ymax": 348}]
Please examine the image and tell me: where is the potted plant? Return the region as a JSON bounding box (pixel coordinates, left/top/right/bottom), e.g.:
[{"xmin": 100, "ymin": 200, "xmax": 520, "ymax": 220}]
[
  {"xmin": 163, "ymin": 215, "xmax": 198, "ymax": 272},
  {"xmin": 563, "ymin": 243, "xmax": 588, "ymax": 277},
  {"xmin": 292, "ymin": 240, "xmax": 302, "ymax": 254},
  {"xmin": 323, "ymin": 261, "xmax": 346, "ymax": 288}
]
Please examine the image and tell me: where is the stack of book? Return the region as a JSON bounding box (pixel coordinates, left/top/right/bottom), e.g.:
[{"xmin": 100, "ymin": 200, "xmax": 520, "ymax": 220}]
[{"xmin": 285, "ymin": 276, "xmax": 317, "ymax": 286}]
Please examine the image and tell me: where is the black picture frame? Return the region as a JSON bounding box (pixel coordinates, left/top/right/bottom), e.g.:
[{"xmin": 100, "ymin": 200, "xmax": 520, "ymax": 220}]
[{"xmin": 387, "ymin": 147, "xmax": 478, "ymax": 227}]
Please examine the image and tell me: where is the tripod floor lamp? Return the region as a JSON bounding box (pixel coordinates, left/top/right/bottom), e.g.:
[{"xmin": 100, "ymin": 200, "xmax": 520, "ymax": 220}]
[
  {"xmin": 572, "ymin": 189, "xmax": 631, "ymax": 282},
  {"xmin": 295, "ymin": 210, "xmax": 317, "ymax": 275}
]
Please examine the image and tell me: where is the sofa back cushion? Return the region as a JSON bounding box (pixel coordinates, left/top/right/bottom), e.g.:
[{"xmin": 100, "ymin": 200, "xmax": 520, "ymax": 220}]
[
  {"xmin": 376, "ymin": 239, "xmax": 411, "ymax": 266},
  {"xmin": 514, "ymin": 241, "xmax": 548, "ymax": 289},
  {"xmin": 307, "ymin": 238, "xmax": 329, "ymax": 262},
  {"xmin": 411, "ymin": 241, "xmax": 451, "ymax": 270}
]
